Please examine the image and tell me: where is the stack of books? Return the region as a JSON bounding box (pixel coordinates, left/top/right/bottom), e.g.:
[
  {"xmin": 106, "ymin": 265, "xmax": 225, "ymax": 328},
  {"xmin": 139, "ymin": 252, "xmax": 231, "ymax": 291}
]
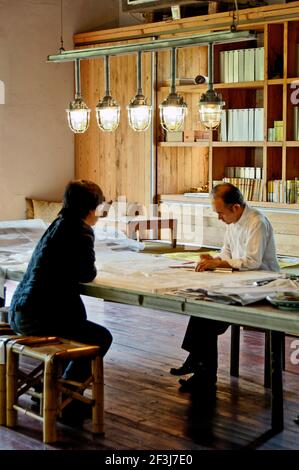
[{"xmin": 219, "ymin": 47, "xmax": 264, "ymax": 83}]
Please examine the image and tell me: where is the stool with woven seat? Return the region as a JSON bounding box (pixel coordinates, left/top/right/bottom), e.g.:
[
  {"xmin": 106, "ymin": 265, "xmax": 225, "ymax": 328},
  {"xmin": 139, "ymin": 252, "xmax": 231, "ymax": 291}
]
[{"xmin": 5, "ymin": 336, "xmax": 104, "ymax": 443}]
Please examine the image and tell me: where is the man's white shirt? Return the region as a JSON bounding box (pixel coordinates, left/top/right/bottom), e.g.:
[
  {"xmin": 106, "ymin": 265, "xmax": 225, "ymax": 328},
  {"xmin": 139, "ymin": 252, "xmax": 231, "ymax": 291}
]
[{"xmin": 219, "ymin": 205, "xmax": 280, "ymax": 272}]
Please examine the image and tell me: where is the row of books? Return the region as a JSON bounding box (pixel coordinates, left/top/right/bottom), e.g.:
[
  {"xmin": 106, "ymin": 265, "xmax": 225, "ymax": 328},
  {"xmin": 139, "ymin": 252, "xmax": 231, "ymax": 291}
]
[
  {"xmin": 224, "ymin": 166, "xmax": 263, "ymax": 179},
  {"xmin": 213, "ymin": 178, "xmax": 264, "ymax": 202},
  {"xmin": 267, "ymin": 179, "xmax": 299, "ymax": 204},
  {"xmin": 220, "ymin": 108, "xmax": 264, "ymax": 142},
  {"xmin": 219, "ymin": 47, "xmax": 264, "ymax": 83}
]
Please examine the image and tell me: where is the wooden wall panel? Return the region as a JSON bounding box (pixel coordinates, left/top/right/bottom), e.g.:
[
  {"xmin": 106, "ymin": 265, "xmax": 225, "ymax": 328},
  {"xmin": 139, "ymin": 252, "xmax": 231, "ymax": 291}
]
[
  {"xmin": 75, "ymin": 42, "xmax": 152, "ymax": 207},
  {"xmin": 156, "ymin": 45, "xmax": 209, "ymax": 196}
]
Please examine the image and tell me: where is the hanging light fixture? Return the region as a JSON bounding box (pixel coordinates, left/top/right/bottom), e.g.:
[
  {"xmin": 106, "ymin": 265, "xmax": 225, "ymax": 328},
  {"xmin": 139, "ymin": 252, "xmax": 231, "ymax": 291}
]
[
  {"xmin": 198, "ymin": 43, "xmax": 225, "ymax": 130},
  {"xmin": 96, "ymin": 55, "xmax": 120, "ymax": 132},
  {"xmin": 159, "ymin": 47, "xmax": 187, "ymax": 132},
  {"xmin": 127, "ymin": 51, "xmax": 152, "ymax": 132},
  {"xmin": 66, "ymin": 59, "xmax": 91, "ymax": 133}
]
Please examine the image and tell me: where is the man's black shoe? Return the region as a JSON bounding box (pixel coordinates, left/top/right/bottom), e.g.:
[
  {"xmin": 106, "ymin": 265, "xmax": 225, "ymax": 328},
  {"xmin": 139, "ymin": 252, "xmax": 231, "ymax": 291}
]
[
  {"xmin": 170, "ymin": 354, "xmax": 198, "ymax": 376},
  {"xmin": 60, "ymin": 400, "xmax": 92, "ymax": 427},
  {"xmin": 294, "ymin": 415, "xmax": 299, "ymax": 425},
  {"xmin": 178, "ymin": 374, "xmax": 216, "ymax": 394}
]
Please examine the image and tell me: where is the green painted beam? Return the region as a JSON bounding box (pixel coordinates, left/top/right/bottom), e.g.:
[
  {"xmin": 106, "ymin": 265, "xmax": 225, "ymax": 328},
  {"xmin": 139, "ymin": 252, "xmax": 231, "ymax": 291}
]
[{"xmin": 47, "ymin": 30, "xmax": 255, "ymax": 63}]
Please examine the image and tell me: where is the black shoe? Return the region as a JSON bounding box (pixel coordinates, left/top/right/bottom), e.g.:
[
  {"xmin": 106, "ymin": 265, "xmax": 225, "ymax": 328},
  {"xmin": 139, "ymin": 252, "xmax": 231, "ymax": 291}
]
[
  {"xmin": 170, "ymin": 354, "xmax": 198, "ymax": 376},
  {"xmin": 178, "ymin": 373, "xmax": 217, "ymax": 394},
  {"xmin": 60, "ymin": 400, "xmax": 92, "ymax": 427},
  {"xmin": 294, "ymin": 415, "xmax": 299, "ymax": 425}
]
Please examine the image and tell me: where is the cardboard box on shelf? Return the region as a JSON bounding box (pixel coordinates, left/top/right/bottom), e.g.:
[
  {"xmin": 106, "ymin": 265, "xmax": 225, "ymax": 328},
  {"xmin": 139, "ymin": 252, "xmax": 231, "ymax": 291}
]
[
  {"xmin": 165, "ymin": 131, "xmax": 183, "ymax": 142},
  {"xmin": 194, "ymin": 130, "xmax": 210, "ymax": 140}
]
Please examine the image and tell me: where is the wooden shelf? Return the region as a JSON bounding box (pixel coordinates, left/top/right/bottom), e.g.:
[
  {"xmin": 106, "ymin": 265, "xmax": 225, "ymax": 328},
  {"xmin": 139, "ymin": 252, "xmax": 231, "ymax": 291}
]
[
  {"xmin": 267, "ymin": 142, "xmax": 283, "ymax": 147},
  {"xmin": 159, "ymin": 194, "xmax": 299, "ymax": 211},
  {"xmin": 268, "ymin": 79, "xmax": 284, "ymax": 85},
  {"xmin": 159, "ymin": 141, "xmax": 266, "ymax": 148},
  {"xmin": 286, "ymin": 141, "xmax": 299, "ymax": 147},
  {"xmin": 158, "ymin": 141, "xmax": 210, "ymax": 147},
  {"xmin": 212, "ymin": 141, "xmax": 264, "ymax": 147},
  {"xmin": 286, "ymin": 77, "xmax": 299, "ymax": 84}
]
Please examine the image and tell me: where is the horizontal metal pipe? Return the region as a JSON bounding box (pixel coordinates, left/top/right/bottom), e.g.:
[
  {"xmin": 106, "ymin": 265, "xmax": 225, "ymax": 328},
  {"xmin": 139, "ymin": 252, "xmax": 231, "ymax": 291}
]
[{"xmin": 47, "ymin": 30, "xmax": 255, "ymax": 63}]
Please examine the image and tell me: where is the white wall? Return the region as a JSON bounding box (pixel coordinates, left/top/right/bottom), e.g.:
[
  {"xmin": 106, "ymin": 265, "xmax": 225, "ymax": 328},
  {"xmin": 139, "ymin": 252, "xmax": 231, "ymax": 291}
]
[{"xmin": 0, "ymin": 0, "xmax": 119, "ymax": 220}]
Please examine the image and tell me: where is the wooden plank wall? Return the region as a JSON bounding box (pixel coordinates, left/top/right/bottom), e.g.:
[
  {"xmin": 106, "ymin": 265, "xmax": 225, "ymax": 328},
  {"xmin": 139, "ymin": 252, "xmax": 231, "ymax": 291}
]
[
  {"xmin": 157, "ymin": 46, "xmax": 209, "ymax": 195},
  {"xmin": 76, "ymin": 42, "xmax": 152, "ymax": 208}
]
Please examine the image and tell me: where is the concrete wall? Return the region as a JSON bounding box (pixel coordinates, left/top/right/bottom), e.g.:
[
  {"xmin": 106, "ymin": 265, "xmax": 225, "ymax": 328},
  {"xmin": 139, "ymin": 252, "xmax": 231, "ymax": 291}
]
[{"xmin": 0, "ymin": 0, "xmax": 119, "ymax": 220}]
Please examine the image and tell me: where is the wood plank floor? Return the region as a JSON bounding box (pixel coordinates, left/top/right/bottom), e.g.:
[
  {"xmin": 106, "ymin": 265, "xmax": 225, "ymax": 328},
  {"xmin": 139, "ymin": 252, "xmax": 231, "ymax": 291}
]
[{"xmin": 1, "ymin": 281, "xmax": 298, "ymax": 450}]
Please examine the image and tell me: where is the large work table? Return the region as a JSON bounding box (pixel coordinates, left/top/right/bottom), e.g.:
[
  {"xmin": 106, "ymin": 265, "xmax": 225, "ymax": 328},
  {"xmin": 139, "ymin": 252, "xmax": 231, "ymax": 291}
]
[{"xmin": 2, "ymin": 227, "xmax": 299, "ymax": 434}]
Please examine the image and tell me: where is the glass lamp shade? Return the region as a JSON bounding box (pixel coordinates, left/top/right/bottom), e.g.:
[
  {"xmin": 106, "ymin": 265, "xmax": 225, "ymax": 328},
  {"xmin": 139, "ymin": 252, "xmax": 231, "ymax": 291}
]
[
  {"xmin": 159, "ymin": 92, "xmax": 187, "ymax": 132},
  {"xmin": 198, "ymin": 89, "xmax": 225, "ymax": 130},
  {"xmin": 66, "ymin": 97, "xmax": 91, "ymax": 134},
  {"xmin": 95, "ymin": 95, "xmax": 120, "ymax": 132},
  {"xmin": 127, "ymin": 94, "xmax": 152, "ymax": 132}
]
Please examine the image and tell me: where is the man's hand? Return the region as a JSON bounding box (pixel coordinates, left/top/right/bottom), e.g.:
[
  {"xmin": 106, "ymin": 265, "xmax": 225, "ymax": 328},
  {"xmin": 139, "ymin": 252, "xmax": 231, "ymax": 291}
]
[
  {"xmin": 199, "ymin": 254, "xmax": 213, "ymax": 261},
  {"xmin": 195, "ymin": 257, "xmax": 221, "ymax": 272},
  {"xmin": 195, "ymin": 256, "xmax": 231, "ymax": 272}
]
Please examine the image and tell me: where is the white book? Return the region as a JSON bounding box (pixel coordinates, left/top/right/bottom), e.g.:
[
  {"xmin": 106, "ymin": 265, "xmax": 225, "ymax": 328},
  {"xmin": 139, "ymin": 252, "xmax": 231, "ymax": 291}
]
[
  {"xmin": 255, "ymin": 167, "xmax": 262, "ymax": 179},
  {"xmin": 237, "ymin": 109, "xmax": 244, "ymax": 141},
  {"xmin": 227, "ymin": 50, "xmax": 234, "ymax": 83},
  {"xmin": 254, "ymin": 108, "xmax": 264, "ymax": 141},
  {"xmin": 220, "ymin": 51, "xmax": 225, "ymax": 83},
  {"xmin": 248, "ymin": 108, "xmax": 254, "ymax": 141},
  {"xmin": 220, "ymin": 110, "xmax": 227, "ymax": 142},
  {"xmin": 255, "ymin": 47, "xmax": 264, "ymax": 81},
  {"xmin": 227, "ymin": 109, "xmax": 233, "ymax": 141},
  {"xmin": 241, "ymin": 109, "xmax": 249, "ymax": 141},
  {"xmin": 238, "ymin": 49, "xmax": 245, "ymax": 82},
  {"xmin": 232, "ymin": 109, "xmax": 238, "ymax": 141},
  {"xmin": 224, "ymin": 51, "xmax": 229, "ymax": 83},
  {"xmin": 233, "ymin": 49, "xmax": 239, "ymax": 83},
  {"xmin": 244, "ymin": 48, "xmax": 255, "ymax": 81}
]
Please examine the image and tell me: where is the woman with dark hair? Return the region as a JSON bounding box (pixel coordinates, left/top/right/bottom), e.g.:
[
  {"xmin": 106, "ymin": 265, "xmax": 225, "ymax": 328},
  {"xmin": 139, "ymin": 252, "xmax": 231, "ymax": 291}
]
[{"xmin": 9, "ymin": 180, "xmax": 112, "ymax": 423}]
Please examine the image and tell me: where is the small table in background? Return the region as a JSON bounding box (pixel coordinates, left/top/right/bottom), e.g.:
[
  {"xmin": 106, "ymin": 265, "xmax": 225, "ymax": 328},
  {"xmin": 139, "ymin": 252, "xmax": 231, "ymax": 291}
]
[{"xmin": 126, "ymin": 216, "xmax": 177, "ymax": 248}]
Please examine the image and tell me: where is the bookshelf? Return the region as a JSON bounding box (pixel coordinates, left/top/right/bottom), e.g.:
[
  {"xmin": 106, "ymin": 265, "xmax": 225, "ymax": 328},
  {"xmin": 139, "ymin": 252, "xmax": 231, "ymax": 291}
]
[{"xmin": 157, "ymin": 18, "xmax": 299, "ymax": 208}]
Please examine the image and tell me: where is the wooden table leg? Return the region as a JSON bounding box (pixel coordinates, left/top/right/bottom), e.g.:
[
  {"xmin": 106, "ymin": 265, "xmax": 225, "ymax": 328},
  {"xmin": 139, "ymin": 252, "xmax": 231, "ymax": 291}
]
[
  {"xmin": 230, "ymin": 324, "xmax": 240, "ymax": 377},
  {"xmin": 170, "ymin": 219, "xmax": 177, "ymax": 248}
]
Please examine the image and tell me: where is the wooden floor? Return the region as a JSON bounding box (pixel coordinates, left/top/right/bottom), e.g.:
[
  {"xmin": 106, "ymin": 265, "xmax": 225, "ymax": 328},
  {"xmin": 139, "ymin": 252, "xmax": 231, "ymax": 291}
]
[{"xmin": 1, "ymin": 281, "xmax": 299, "ymax": 450}]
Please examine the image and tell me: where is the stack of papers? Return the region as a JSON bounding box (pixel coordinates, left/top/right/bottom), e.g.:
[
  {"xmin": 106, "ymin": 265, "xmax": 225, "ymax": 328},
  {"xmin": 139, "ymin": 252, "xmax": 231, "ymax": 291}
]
[{"xmin": 166, "ymin": 278, "xmax": 299, "ymax": 306}]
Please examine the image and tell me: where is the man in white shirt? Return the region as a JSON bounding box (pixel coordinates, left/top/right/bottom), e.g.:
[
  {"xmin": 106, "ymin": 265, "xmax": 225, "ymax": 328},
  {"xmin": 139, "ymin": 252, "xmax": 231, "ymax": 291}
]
[{"xmin": 170, "ymin": 183, "xmax": 279, "ymax": 394}]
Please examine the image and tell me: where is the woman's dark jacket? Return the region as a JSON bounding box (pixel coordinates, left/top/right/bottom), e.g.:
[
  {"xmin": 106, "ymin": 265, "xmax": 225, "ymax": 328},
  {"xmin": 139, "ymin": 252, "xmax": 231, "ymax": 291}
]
[{"xmin": 9, "ymin": 214, "xmax": 97, "ymax": 335}]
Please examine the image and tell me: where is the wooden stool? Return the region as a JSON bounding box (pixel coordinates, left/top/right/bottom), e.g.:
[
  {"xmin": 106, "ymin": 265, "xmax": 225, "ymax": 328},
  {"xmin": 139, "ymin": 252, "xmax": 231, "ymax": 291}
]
[
  {"xmin": 6, "ymin": 336, "xmax": 104, "ymax": 443},
  {"xmin": 0, "ymin": 334, "xmax": 18, "ymax": 426}
]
